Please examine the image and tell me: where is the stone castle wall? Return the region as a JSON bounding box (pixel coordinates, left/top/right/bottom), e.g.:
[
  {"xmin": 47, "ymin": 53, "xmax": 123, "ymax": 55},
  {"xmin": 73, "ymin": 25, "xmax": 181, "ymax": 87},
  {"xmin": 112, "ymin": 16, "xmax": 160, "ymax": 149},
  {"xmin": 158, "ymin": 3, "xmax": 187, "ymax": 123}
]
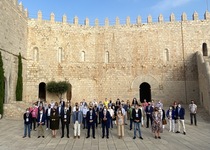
[
  {"xmin": 1, "ymin": 0, "xmax": 210, "ymax": 118},
  {"xmin": 25, "ymin": 12, "xmax": 210, "ymax": 105},
  {"xmin": 0, "ymin": 0, "xmax": 28, "ymax": 118},
  {"xmin": 197, "ymin": 51, "xmax": 210, "ymax": 115}
]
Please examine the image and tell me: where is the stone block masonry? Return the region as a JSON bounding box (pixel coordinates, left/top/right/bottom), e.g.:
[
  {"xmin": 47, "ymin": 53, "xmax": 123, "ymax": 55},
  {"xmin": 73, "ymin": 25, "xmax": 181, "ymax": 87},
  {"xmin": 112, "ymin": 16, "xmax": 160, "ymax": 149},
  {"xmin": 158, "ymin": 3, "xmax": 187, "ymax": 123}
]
[{"xmin": 1, "ymin": 0, "xmax": 210, "ymax": 118}]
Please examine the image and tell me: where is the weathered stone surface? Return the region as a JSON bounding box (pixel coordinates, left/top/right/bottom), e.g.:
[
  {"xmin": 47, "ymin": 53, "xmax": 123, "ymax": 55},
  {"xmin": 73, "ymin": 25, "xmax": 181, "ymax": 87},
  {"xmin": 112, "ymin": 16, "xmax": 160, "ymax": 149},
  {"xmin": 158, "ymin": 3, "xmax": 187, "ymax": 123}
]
[{"xmin": 1, "ymin": 0, "xmax": 210, "ymax": 118}]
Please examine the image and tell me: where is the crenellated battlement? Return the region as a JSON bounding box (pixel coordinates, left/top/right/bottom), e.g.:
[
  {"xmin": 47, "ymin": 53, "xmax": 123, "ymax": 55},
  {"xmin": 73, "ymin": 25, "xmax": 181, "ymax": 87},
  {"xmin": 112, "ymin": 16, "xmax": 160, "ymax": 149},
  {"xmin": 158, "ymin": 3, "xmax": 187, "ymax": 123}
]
[
  {"xmin": 5, "ymin": 0, "xmax": 28, "ymax": 18},
  {"xmin": 30, "ymin": 10, "xmax": 210, "ymax": 27}
]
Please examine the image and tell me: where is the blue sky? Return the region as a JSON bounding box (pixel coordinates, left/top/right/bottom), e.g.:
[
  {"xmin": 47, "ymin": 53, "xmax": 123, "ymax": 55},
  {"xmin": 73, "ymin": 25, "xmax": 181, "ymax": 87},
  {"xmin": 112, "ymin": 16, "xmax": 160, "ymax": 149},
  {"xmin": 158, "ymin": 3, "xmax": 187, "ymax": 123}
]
[{"xmin": 18, "ymin": 0, "xmax": 208, "ymax": 25}]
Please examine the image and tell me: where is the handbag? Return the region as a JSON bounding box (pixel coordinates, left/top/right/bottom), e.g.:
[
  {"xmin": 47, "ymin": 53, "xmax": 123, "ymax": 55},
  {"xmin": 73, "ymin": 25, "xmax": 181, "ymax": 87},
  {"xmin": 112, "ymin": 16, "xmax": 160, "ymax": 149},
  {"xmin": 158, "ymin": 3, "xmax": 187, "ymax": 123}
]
[{"xmin": 162, "ymin": 119, "xmax": 167, "ymax": 125}]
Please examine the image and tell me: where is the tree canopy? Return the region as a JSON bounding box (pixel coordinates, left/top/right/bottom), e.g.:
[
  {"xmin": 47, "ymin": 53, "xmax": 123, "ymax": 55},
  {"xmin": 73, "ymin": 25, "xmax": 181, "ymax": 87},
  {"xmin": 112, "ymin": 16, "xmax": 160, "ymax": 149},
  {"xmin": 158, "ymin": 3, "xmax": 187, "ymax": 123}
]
[
  {"xmin": 46, "ymin": 81, "xmax": 70, "ymax": 99},
  {"xmin": 16, "ymin": 53, "xmax": 23, "ymax": 101}
]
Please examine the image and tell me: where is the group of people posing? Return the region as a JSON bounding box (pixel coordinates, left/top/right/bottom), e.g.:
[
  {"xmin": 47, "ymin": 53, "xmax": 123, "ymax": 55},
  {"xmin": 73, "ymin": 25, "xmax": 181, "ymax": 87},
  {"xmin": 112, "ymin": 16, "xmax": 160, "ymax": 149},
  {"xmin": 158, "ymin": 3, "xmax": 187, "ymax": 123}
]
[{"xmin": 22, "ymin": 98, "xmax": 198, "ymax": 140}]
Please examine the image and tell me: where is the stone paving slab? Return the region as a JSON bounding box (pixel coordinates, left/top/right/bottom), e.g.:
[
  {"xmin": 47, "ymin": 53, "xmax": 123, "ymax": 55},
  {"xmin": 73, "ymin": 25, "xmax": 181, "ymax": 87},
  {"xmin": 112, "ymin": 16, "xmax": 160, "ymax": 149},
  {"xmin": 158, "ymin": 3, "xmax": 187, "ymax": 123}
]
[{"xmin": 0, "ymin": 109, "xmax": 210, "ymax": 150}]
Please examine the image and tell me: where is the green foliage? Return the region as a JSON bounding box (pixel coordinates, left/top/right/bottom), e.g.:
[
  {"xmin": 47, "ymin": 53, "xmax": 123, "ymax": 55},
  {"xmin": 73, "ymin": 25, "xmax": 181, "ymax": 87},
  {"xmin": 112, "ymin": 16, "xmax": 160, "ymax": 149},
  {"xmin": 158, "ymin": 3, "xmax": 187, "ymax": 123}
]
[
  {"xmin": 16, "ymin": 53, "xmax": 23, "ymax": 101},
  {"xmin": 0, "ymin": 52, "xmax": 4, "ymax": 116},
  {"xmin": 46, "ymin": 81, "xmax": 70, "ymax": 99}
]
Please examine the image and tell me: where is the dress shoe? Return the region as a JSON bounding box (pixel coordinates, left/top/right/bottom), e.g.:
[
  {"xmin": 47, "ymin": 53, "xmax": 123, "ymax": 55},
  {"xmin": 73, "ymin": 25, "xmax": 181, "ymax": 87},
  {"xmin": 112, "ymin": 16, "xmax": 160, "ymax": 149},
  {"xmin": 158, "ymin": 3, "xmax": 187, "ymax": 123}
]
[
  {"xmin": 38, "ymin": 136, "xmax": 41, "ymax": 138},
  {"xmin": 176, "ymin": 131, "xmax": 180, "ymax": 133},
  {"xmin": 61, "ymin": 136, "xmax": 64, "ymax": 138},
  {"xmin": 158, "ymin": 136, "xmax": 161, "ymax": 139},
  {"xmin": 28, "ymin": 136, "xmax": 31, "ymax": 138},
  {"xmin": 133, "ymin": 137, "xmax": 136, "ymax": 139},
  {"xmin": 106, "ymin": 136, "xmax": 109, "ymax": 139},
  {"xmin": 22, "ymin": 136, "xmax": 26, "ymax": 138},
  {"xmin": 139, "ymin": 137, "xmax": 143, "ymax": 140},
  {"xmin": 42, "ymin": 136, "xmax": 45, "ymax": 138},
  {"xmin": 93, "ymin": 136, "xmax": 95, "ymax": 139},
  {"xmin": 78, "ymin": 136, "xmax": 80, "ymax": 139},
  {"xmin": 102, "ymin": 136, "xmax": 104, "ymax": 139},
  {"xmin": 67, "ymin": 136, "xmax": 69, "ymax": 138},
  {"xmin": 183, "ymin": 132, "xmax": 186, "ymax": 135},
  {"xmin": 86, "ymin": 136, "xmax": 90, "ymax": 138}
]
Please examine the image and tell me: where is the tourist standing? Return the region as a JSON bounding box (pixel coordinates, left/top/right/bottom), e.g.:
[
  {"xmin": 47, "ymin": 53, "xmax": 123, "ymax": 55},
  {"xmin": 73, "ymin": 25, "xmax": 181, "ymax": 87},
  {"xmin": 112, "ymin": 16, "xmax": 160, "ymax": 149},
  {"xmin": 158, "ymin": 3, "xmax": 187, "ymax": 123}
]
[
  {"xmin": 128, "ymin": 105, "xmax": 134, "ymax": 130},
  {"xmin": 116, "ymin": 109, "xmax": 124, "ymax": 139},
  {"xmin": 145, "ymin": 102, "xmax": 153, "ymax": 128},
  {"xmin": 104, "ymin": 98, "xmax": 109, "ymax": 108},
  {"xmin": 72, "ymin": 105, "xmax": 83, "ymax": 139},
  {"xmin": 101, "ymin": 106, "xmax": 111, "ymax": 139},
  {"xmin": 166, "ymin": 106, "xmax": 175, "ymax": 132},
  {"xmin": 50, "ymin": 107, "xmax": 59, "ymax": 138},
  {"xmin": 175, "ymin": 103, "xmax": 186, "ymax": 135},
  {"xmin": 159, "ymin": 107, "xmax": 166, "ymax": 129},
  {"xmin": 61, "ymin": 106, "xmax": 70, "ymax": 138},
  {"xmin": 152, "ymin": 107, "xmax": 163, "ymax": 139},
  {"xmin": 82, "ymin": 104, "xmax": 88, "ymax": 129},
  {"xmin": 108, "ymin": 106, "xmax": 114, "ymax": 129},
  {"xmin": 132, "ymin": 98, "xmax": 138, "ymax": 106},
  {"xmin": 37, "ymin": 106, "xmax": 46, "ymax": 138},
  {"xmin": 30, "ymin": 103, "xmax": 38, "ymax": 131},
  {"xmin": 23, "ymin": 108, "xmax": 32, "ymax": 138},
  {"xmin": 86, "ymin": 106, "xmax": 96, "ymax": 139},
  {"xmin": 189, "ymin": 100, "xmax": 197, "ymax": 126},
  {"xmin": 132, "ymin": 104, "xmax": 143, "ymax": 140},
  {"xmin": 94, "ymin": 104, "xmax": 99, "ymax": 128},
  {"xmin": 45, "ymin": 104, "xmax": 51, "ymax": 130}
]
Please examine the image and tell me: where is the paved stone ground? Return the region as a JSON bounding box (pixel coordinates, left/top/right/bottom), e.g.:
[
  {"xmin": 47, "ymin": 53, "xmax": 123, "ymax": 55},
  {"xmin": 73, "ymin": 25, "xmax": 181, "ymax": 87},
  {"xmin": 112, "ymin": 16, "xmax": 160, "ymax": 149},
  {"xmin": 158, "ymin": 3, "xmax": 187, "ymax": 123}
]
[{"xmin": 0, "ymin": 107, "xmax": 210, "ymax": 150}]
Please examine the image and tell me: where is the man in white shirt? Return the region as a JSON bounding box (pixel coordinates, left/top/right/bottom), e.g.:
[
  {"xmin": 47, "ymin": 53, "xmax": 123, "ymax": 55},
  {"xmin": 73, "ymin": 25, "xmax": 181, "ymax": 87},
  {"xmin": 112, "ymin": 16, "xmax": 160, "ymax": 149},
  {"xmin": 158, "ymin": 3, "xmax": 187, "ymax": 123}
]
[
  {"xmin": 108, "ymin": 106, "xmax": 114, "ymax": 128},
  {"xmin": 189, "ymin": 100, "xmax": 197, "ymax": 126},
  {"xmin": 93, "ymin": 99, "xmax": 98, "ymax": 106},
  {"xmin": 156, "ymin": 100, "xmax": 163, "ymax": 109}
]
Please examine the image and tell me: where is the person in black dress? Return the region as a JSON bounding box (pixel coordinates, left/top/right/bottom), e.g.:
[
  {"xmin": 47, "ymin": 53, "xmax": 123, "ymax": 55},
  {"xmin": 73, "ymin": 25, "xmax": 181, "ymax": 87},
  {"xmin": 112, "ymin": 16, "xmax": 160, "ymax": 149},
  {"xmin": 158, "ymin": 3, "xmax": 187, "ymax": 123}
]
[{"xmin": 50, "ymin": 107, "xmax": 59, "ymax": 138}]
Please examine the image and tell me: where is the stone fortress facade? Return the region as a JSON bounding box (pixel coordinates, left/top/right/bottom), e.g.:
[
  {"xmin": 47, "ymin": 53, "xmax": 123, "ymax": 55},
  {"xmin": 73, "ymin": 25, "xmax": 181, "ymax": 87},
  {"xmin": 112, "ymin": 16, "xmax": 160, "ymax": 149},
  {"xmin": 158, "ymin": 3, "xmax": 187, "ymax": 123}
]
[{"xmin": 1, "ymin": 0, "xmax": 210, "ymax": 118}]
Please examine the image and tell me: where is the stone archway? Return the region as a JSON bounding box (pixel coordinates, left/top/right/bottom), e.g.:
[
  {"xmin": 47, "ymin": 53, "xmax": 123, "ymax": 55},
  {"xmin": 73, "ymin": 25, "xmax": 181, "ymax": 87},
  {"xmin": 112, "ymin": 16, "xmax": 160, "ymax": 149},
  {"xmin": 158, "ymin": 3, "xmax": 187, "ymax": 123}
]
[
  {"xmin": 38, "ymin": 82, "xmax": 46, "ymax": 101},
  {"xmin": 139, "ymin": 82, "xmax": 151, "ymax": 103}
]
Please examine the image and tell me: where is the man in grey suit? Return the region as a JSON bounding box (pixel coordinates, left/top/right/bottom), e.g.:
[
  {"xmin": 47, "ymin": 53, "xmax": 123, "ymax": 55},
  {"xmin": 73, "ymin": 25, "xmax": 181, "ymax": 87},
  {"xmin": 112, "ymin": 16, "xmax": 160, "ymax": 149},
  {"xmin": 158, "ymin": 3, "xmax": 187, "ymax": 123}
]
[{"xmin": 72, "ymin": 105, "xmax": 83, "ymax": 139}]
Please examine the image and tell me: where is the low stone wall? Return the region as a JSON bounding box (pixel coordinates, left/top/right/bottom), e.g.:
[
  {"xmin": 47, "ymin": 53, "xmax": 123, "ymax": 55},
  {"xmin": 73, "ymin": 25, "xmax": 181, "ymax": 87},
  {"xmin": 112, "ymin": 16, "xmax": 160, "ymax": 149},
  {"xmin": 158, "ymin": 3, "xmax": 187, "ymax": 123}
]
[{"xmin": 3, "ymin": 101, "xmax": 31, "ymax": 120}]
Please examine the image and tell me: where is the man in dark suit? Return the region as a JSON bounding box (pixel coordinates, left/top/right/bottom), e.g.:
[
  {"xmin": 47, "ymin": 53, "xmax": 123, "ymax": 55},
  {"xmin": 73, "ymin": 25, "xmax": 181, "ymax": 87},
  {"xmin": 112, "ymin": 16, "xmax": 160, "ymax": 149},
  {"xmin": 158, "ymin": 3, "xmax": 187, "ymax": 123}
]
[
  {"xmin": 86, "ymin": 105, "xmax": 96, "ymax": 139},
  {"xmin": 23, "ymin": 108, "xmax": 32, "ymax": 138},
  {"xmin": 60, "ymin": 106, "xmax": 71, "ymax": 138},
  {"xmin": 45, "ymin": 104, "xmax": 51, "ymax": 130},
  {"xmin": 101, "ymin": 106, "xmax": 111, "ymax": 139},
  {"xmin": 60, "ymin": 98, "xmax": 65, "ymax": 108},
  {"xmin": 175, "ymin": 103, "xmax": 186, "ymax": 135},
  {"xmin": 145, "ymin": 102, "xmax": 153, "ymax": 128}
]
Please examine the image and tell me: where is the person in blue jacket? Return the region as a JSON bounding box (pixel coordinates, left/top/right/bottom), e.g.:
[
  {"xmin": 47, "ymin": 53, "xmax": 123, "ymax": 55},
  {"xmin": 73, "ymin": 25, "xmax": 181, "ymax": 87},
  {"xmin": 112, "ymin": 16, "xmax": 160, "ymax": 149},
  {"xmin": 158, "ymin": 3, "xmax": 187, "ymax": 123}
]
[
  {"xmin": 175, "ymin": 103, "xmax": 186, "ymax": 135},
  {"xmin": 166, "ymin": 106, "xmax": 176, "ymax": 132}
]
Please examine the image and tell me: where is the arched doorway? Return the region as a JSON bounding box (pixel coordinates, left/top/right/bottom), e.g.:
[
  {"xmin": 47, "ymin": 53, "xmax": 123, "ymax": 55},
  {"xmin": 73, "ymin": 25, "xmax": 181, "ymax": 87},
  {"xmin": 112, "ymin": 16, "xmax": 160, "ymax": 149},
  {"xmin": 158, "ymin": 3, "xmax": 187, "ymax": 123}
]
[
  {"xmin": 39, "ymin": 82, "xmax": 46, "ymax": 101},
  {"xmin": 139, "ymin": 82, "xmax": 151, "ymax": 103}
]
